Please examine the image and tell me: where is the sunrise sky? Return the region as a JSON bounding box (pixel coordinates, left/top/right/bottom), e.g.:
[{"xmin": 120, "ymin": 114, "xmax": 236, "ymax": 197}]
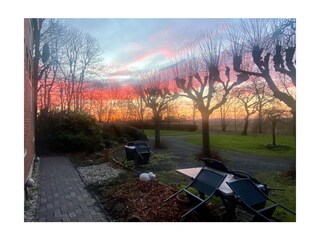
[
  {"xmin": 62, "ymin": 18, "xmax": 228, "ymax": 86},
  {"xmin": 1, "ymin": 0, "xmax": 319, "ymax": 239},
  {"xmin": 36, "ymin": 17, "xmax": 299, "ymax": 121}
]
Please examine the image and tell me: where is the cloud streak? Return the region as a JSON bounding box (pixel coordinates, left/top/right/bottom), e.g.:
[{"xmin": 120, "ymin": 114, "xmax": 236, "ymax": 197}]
[{"xmin": 63, "ymin": 18, "xmax": 227, "ymax": 86}]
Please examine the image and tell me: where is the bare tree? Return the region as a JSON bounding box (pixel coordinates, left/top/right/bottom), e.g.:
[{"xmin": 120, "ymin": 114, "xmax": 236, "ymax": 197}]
[
  {"xmin": 81, "ymin": 82, "xmax": 96, "ymax": 115},
  {"xmin": 56, "ymin": 78, "xmax": 66, "ymax": 111},
  {"xmin": 60, "ymin": 27, "xmax": 83, "ymax": 111},
  {"xmin": 31, "ymin": 18, "xmax": 45, "ymax": 132},
  {"xmin": 191, "ymin": 101, "xmax": 198, "ymax": 125},
  {"xmin": 129, "ymin": 87, "xmax": 146, "ymax": 125},
  {"xmin": 76, "ymin": 34, "xmax": 103, "ymax": 111},
  {"xmin": 138, "ymin": 70, "xmax": 175, "ymax": 148},
  {"xmin": 37, "ymin": 19, "xmax": 64, "ymax": 112},
  {"xmin": 214, "ymin": 90, "xmax": 236, "ymax": 132},
  {"xmin": 232, "ymin": 100, "xmax": 243, "ymax": 133},
  {"xmin": 164, "ymin": 97, "xmax": 179, "ymax": 128},
  {"xmin": 172, "ymin": 31, "xmax": 247, "ymax": 156},
  {"xmin": 57, "ymin": 26, "xmax": 103, "ymax": 111},
  {"xmin": 228, "ymin": 19, "xmax": 296, "ymax": 122},
  {"xmin": 251, "ymin": 77, "xmax": 275, "ymax": 133},
  {"xmin": 234, "ymin": 84, "xmax": 257, "ymax": 135},
  {"xmin": 89, "ymin": 82, "xmax": 119, "ymax": 123},
  {"xmin": 264, "ymin": 105, "xmax": 290, "ymax": 146}
]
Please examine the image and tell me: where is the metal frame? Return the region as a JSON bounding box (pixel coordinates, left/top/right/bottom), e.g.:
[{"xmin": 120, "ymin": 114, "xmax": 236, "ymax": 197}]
[
  {"xmin": 201, "ymin": 158, "xmax": 269, "ymax": 194},
  {"xmin": 164, "ymin": 167, "xmax": 227, "ymax": 220},
  {"xmin": 227, "ymin": 178, "xmax": 296, "ymax": 222}
]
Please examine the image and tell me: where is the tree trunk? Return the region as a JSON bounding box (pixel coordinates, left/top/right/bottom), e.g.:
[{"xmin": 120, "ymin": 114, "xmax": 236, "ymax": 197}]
[
  {"xmin": 32, "ymin": 19, "xmax": 42, "ymax": 154},
  {"xmin": 75, "ymin": 94, "xmax": 79, "ymax": 111},
  {"xmin": 272, "ymin": 121, "xmax": 277, "ymax": 146},
  {"xmin": 201, "ymin": 111, "xmax": 211, "ymax": 157},
  {"xmin": 242, "ymin": 117, "xmax": 249, "ymax": 135},
  {"xmin": 292, "ymin": 111, "xmax": 296, "ymax": 136},
  {"xmin": 154, "ymin": 113, "xmax": 161, "ymax": 148},
  {"xmin": 60, "ymin": 88, "xmax": 64, "ymax": 111},
  {"xmin": 221, "ymin": 118, "xmax": 227, "ymax": 132},
  {"xmin": 258, "ymin": 112, "xmax": 263, "ymax": 134},
  {"xmin": 220, "ymin": 107, "xmax": 226, "ymax": 132},
  {"xmin": 139, "ymin": 97, "xmax": 144, "ymax": 132}
]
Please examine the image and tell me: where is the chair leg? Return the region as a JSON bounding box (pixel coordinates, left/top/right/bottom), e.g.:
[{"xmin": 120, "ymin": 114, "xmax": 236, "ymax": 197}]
[
  {"xmin": 181, "ymin": 201, "xmax": 207, "ymax": 219},
  {"xmin": 163, "ymin": 189, "xmax": 184, "ymax": 203}
]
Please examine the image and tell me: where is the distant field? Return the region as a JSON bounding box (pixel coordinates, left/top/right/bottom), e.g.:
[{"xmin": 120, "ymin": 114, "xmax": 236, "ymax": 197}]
[
  {"xmin": 143, "ymin": 129, "xmax": 199, "ymax": 137},
  {"xmin": 185, "ymin": 133, "xmax": 295, "ymax": 158}
]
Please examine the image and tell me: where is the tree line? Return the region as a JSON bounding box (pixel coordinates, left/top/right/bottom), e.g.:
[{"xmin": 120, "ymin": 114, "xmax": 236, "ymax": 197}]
[{"xmin": 31, "ymin": 18, "xmax": 296, "ymax": 157}]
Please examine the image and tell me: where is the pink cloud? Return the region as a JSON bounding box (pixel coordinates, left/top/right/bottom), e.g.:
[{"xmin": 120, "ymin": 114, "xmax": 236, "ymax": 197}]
[{"xmin": 129, "ymin": 48, "xmax": 173, "ymax": 69}]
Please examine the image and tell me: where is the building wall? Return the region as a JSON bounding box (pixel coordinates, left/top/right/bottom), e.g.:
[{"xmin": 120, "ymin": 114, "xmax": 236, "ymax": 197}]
[{"xmin": 24, "ymin": 19, "xmax": 35, "ymax": 183}]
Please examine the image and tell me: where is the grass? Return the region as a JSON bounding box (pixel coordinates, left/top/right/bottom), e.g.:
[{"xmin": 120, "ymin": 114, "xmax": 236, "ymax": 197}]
[
  {"xmin": 143, "ymin": 129, "xmax": 295, "ymax": 158},
  {"xmin": 156, "ymin": 170, "xmax": 191, "ymax": 188},
  {"xmin": 156, "ymin": 170, "xmax": 296, "ymax": 222},
  {"xmin": 255, "ymin": 172, "xmax": 296, "ymax": 222},
  {"xmin": 185, "ymin": 133, "xmax": 295, "ymax": 158}
]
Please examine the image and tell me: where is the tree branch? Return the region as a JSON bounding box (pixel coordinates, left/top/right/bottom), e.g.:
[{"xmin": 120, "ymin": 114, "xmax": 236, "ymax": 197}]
[{"xmin": 233, "ymin": 55, "xmax": 264, "ymax": 77}]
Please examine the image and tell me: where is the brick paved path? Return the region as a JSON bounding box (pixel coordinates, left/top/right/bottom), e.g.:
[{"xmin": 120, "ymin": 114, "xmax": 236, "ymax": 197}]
[{"xmin": 36, "ymin": 156, "xmax": 109, "ymax": 222}]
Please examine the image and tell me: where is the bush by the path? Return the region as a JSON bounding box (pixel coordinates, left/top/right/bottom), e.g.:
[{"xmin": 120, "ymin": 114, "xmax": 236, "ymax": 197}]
[
  {"xmin": 36, "ymin": 110, "xmax": 148, "ymax": 153},
  {"xmin": 36, "ymin": 110, "xmax": 102, "ymax": 153}
]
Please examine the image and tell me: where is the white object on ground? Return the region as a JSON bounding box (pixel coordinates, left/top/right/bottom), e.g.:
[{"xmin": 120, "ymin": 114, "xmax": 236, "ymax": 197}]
[{"xmin": 139, "ymin": 172, "xmax": 156, "ymax": 182}]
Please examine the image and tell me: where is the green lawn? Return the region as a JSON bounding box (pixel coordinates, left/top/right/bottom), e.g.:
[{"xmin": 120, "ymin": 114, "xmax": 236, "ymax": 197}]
[
  {"xmin": 185, "ymin": 133, "xmax": 295, "ymax": 158},
  {"xmin": 255, "ymin": 172, "xmax": 296, "ymax": 222},
  {"xmin": 144, "ymin": 129, "xmax": 295, "ymax": 158}
]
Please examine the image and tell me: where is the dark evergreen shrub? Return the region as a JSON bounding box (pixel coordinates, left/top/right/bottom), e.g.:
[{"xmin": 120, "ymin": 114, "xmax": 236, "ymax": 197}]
[{"xmin": 36, "ymin": 110, "xmax": 102, "ymax": 153}]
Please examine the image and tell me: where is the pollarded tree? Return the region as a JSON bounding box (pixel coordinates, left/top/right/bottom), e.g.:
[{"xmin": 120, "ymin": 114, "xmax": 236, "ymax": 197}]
[
  {"xmin": 137, "ymin": 70, "xmax": 176, "ymax": 148},
  {"xmin": 228, "ymin": 19, "xmax": 296, "ymax": 123},
  {"xmin": 172, "ymin": 31, "xmax": 248, "ymax": 156}
]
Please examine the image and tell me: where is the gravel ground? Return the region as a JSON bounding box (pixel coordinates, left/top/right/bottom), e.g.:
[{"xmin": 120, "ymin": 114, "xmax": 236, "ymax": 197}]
[
  {"xmin": 24, "ymin": 160, "xmax": 40, "ymax": 222},
  {"xmin": 77, "ymin": 162, "xmax": 124, "ymax": 185}
]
